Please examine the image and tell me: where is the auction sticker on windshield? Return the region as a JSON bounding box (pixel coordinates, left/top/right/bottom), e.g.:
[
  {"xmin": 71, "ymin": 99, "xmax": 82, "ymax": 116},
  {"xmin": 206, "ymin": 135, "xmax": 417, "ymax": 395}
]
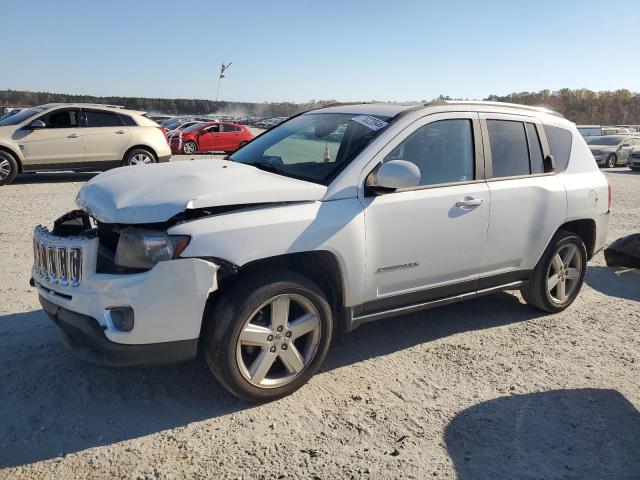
[{"xmin": 351, "ymin": 115, "xmax": 389, "ymax": 131}]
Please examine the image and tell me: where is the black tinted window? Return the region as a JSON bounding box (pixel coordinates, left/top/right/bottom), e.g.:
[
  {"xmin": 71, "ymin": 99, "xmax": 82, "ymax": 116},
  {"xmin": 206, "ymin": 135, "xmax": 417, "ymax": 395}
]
[
  {"xmin": 525, "ymin": 123, "xmax": 544, "ymax": 174},
  {"xmin": 85, "ymin": 110, "xmax": 122, "ymax": 127},
  {"xmin": 222, "ymin": 123, "xmax": 237, "ymax": 132},
  {"xmin": 385, "ymin": 119, "xmax": 475, "ymax": 186},
  {"xmin": 119, "ymin": 114, "xmax": 137, "ymax": 126},
  {"xmin": 544, "ymin": 125, "xmax": 572, "ymax": 171},
  {"xmin": 40, "ymin": 109, "xmax": 79, "ymax": 128},
  {"xmin": 487, "ymin": 120, "xmax": 530, "ymax": 177}
]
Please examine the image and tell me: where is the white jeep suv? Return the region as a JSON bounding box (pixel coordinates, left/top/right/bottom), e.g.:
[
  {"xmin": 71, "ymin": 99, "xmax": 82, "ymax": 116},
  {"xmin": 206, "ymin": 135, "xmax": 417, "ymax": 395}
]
[
  {"xmin": 0, "ymin": 103, "xmax": 171, "ymax": 185},
  {"xmin": 31, "ymin": 101, "xmax": 610, "ymax": 401}
]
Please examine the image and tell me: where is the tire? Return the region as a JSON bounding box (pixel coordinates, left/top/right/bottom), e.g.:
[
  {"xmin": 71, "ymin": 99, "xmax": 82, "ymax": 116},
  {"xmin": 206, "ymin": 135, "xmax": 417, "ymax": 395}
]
[
  {"xmin": 520, "ymin": 230, "xmax": 587, "ymax": 313},
  {"xmin": 0, "ymin": 150, "xmax": 18, "ymax": 186},
  {"xmin": 183, "ymin": 141, "xmax": 197, "ymax": 155},
  {"xmin": 630, "ymin": 166, "xmax": 640, "ymax": 171},
  {"xmin": 607, "ymin": 153, "xmax": 617, "ymax": 168},
  {"xmin": 203, "ymin": 270, "xmax": 333, "ymax": 402},
  {"xmin": 123, "ymin": 148, "xmax": 155, "ymax": 166}
]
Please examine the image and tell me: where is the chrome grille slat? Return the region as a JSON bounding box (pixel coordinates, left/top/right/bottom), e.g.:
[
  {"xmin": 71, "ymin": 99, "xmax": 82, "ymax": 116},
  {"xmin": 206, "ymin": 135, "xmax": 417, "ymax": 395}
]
[{"xmin": 32, "ymin": 227, "xmax": 84, "ymax": 287}]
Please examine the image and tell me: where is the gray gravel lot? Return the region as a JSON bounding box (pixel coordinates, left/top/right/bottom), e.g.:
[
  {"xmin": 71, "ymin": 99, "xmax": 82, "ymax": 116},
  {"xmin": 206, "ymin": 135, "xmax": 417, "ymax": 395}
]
[{"xmin": 0, "ymin": 166, "xmax": 639, "ymax": 479}]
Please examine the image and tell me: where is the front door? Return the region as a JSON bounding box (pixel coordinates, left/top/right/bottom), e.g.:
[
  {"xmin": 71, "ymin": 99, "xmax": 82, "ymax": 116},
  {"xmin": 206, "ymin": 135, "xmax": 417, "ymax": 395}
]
[
  {"xmin": 22, "ymin": 108, "xmax": 84, "ymax": 167},
  {"xmin": 81, "ymin": 109, "xmax": 130, "ymax": 164},
  {"xmin": 197, "ymin": 124, "xmax": 221, "ymax": 152},
  {"xmin": 360, "ymin": 113, "xmax": 490, "ymax": 310}
]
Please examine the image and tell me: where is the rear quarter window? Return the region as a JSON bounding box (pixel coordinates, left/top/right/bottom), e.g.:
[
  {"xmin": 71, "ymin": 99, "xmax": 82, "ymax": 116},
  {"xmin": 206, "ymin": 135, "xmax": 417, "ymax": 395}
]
[{"xmin": 544, "ymin": 125, "xmax": 572, "ymax": 172}]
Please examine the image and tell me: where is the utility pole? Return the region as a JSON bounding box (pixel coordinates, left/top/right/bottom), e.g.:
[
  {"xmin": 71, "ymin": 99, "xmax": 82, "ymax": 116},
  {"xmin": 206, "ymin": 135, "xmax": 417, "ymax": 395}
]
[{"xmin": 215, "ymin": 61, "xmax": 232, "ymax": 102}]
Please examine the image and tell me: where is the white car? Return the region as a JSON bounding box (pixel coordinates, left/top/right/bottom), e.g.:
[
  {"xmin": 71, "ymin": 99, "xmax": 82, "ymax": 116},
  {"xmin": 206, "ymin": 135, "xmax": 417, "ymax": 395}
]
[
  {"xmin": 31, "ymin": 101, "xmax": 610, "ymax": 401},
  {"xmin": 0, "ymin": 103, "xmax": 171, "ymax": 185}
]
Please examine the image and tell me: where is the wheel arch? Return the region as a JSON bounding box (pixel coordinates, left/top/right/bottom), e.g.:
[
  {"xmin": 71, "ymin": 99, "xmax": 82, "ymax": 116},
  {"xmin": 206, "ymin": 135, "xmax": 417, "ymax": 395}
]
[
  {"xmin": 202, "ymin": 250, "xmax": 348, "ymax": 336},
  {"xmin": 556, "ymin": 219, "xmax": 596, "ymax": 260}
]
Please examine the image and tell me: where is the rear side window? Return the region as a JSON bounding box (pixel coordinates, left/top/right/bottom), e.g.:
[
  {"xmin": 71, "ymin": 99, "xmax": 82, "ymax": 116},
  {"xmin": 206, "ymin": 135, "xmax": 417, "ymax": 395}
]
[
  {"xmin": 384, "ymin": 119, "xmax": 475, "ymax": 186},
  {"xmin": 487, "ymin": 120, "xmax": 530, "ymax": 177},
  {"xmin": 119, "ymin": 114, "xmax": 137, "ymax": 126},
  {"xmin": 222, "ymin": 123, "xmax": 239, "ymax": 132},
  {"xmin": 525, "ymin": 123, "xmax": 544, "ymax": 174},
  {"xmin": 84, "ymin": 110, "xmax": 122, "ymax": 127},
  {"xmin": 544, "ymin": 125, "xmax": 572, "ymax": 171}
]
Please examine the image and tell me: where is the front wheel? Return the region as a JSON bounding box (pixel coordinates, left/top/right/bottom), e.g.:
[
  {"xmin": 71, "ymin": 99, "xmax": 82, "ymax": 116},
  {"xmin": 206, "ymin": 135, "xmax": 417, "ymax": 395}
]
[
  {"xmin": 607, "ymin": 153, "xmax": 617, "ymax": 168},
  {"xmin": 0, "ymin": 151, "xmax": 18, "ymax": 186},
  {"xmin": 203, "ymin": 270, "xmax": 333, "ymax": 402},
  {"xmin": 520, "ymin": 230, "xmax": 587, "ymax": 313},
  {"xmin": 183, "ymin": 141, "xmax": 197, "ymax": 155}
]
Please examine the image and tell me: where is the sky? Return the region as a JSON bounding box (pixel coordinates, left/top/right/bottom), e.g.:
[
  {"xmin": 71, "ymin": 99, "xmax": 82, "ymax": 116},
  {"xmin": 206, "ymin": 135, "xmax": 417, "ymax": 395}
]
[{"xmin": 1, "ymin": 0, "xmax": 639, "ymax": 103}]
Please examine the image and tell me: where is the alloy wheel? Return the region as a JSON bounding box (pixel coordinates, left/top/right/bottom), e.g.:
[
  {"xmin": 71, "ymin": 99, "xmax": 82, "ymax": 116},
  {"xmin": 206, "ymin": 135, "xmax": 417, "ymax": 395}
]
[
  {"xmin": 183, "ymin": 142, "xmax": 196, "ymax": 154},
  {"xmin": 236, "ymin": 294, "xmax": 321, "ymax": 388},
  {"xmin": 607, "ymin": 154, "xmax": 616, "ymax": 168},
  {"xmin": 130, "ymin": 153, "xmax": 153, "ymax": 165},
  {"xmin": 0, "ymin": 159, "xmax": 10, "ymax": 180},
  {"xmin": 547, "ymin": 243, "xmax": 583, "ymax": 304}
]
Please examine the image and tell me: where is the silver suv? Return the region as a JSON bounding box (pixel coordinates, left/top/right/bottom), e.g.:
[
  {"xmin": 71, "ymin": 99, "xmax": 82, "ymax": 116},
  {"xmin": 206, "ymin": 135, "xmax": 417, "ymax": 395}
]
[{"xmin": 0, "ymin": 103, "xmax": 171, "ymax": 185}]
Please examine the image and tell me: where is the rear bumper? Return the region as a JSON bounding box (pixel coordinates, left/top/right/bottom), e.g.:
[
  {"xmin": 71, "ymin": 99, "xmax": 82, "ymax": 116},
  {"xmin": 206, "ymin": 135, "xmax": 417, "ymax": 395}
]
[
  {"xmin": 158, "ymin": 154, "xmax": 172, "ymax": 163},
  {"xmin": 40, "ymin": 295, "xmax": 198, "ymax": 367}
]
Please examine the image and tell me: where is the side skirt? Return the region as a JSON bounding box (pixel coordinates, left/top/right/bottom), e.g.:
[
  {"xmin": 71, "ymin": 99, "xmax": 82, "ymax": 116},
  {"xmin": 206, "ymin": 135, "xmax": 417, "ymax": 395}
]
[{"xmin": 347, "ymin": 272, "xmax": 530, "ymax": 331}]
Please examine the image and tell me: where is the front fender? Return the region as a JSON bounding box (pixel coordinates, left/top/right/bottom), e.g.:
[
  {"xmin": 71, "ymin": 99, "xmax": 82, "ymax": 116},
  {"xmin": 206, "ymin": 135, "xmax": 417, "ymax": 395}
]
[{"xmin": 169, "ymin": 200, "xmax": 366, "ymax": 306}]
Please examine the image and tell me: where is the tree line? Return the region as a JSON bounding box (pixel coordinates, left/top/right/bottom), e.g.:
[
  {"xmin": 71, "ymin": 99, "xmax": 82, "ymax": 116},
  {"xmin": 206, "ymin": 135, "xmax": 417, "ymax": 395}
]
[
  {"xmin": 0, "ymin": 90, "xmax": 337, "ymax": 118},
  {"xmin": 2, "ymin": 88, "xmax": 640, "ymax": 124}
]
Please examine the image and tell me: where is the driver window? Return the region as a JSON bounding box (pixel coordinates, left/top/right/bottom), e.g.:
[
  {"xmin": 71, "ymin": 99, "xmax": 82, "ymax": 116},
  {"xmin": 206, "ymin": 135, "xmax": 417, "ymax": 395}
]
[
  {"xmin": 384, "ymin": 119, "xmax": 474, "ymax": 186},
  {"xmin": 39, "ymin": 109, "xmax": 79, "ymax": 129},
  {"xmin": 204, "ymin": 124, "xmax": 220, "ymax": 134}
]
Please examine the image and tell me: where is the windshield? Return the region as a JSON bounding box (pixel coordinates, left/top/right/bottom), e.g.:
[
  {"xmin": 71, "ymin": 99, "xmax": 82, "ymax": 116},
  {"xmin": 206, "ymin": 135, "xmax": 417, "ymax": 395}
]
[
  {"xmin": 0, "ymin": 108, "xmax": 44, "ymax": 126},
  {"xmin": 230, "ymin": 112, "xmax": 391, "ymax": 184},
  {"xmin": 586, "ymin": 136, "xmax": 624, "ymax": 146}
]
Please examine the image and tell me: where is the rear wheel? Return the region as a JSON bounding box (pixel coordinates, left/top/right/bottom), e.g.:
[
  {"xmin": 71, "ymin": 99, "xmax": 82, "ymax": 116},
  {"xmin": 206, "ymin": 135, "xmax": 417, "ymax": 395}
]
[
  {"xmin": 0, "ymin": 151, "xmax": 18, "ymax": 186},
  {"xmin": 203, "ymin": 270, "xmax": 333, "ymax": 402},
  {"xmin": 123, "ymin": 148, "xmax": 155, "ymax": 166},
  {"xmin": 607, "ymin": 153, "xmax": 617, "ymax": 168},
  {"xmin": 521, "ymin": 230, "xmax": 587, "ymax": 313}
]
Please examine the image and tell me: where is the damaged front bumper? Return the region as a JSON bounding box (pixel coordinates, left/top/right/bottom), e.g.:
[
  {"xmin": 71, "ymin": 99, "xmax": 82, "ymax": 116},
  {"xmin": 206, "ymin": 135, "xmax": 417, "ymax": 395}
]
[{"xmin": 32, "ymin": 225, "xmax": 219, "ymax": 367}]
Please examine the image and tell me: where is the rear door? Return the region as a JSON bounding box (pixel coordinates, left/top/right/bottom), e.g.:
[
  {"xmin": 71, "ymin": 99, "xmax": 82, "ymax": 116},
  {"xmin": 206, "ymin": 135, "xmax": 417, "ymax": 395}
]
[
  {"xmin": 81, "ymin": 109, "xmax": 130, "ymax": 165},
  {"xmin": 220, "ymin": 123, "xmax": 241, "ymax": 151},
  {"xmin": 22, "ymin": 108, "xmax": 84, "ymax": 167},
  {"xmin": 479, "ymin": 113, "xmax": 566, "ymax": 284}
]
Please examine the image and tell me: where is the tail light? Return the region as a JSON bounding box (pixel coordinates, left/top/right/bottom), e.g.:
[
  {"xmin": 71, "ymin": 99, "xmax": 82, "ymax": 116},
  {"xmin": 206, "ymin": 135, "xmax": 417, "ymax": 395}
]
[
  {"xmin": 158, "ymin": 126, "xmax": 168, "ymax": 144},
  {"xmin": 608, "ymin": 183, "xmax": 612, "ymax": 211}
]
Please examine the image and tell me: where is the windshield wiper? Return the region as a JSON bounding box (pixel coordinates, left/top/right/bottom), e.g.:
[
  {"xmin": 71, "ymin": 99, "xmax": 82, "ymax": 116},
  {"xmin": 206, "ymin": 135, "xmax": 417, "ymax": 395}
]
[{"xmin": 245, "ymin": 161, "xmax": 284, "ymax": 174}]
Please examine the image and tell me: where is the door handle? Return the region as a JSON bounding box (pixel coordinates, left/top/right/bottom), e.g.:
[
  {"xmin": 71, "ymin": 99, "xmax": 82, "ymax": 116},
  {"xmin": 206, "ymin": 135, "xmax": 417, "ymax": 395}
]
[
  {"xmin": 67, "ymin": 133, "xmax": 79, "ymax": 139},
  {"xmin": 115, "ymin": 130, "xmax": 126, "ymax": 134},
  {"xmin": 455, "ymin": 198, "xmax": 484, "ymax": 208}
]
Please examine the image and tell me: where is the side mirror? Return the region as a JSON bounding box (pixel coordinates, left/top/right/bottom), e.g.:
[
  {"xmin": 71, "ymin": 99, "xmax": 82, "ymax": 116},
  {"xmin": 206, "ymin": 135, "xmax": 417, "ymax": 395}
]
[
  {"xmin": 27, "ymin": 119, "xmax": 46, "ymax": 130},
  {"xmin": 366, "ymin": 160, "xmax": 421, "ymax": 193}
]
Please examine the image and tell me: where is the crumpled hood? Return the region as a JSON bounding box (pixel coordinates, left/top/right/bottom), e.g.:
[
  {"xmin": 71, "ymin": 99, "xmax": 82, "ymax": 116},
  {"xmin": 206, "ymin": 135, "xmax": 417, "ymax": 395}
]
[{"xmin": 76, "ymin": 160, "xmax": 327, "ymax": 224}]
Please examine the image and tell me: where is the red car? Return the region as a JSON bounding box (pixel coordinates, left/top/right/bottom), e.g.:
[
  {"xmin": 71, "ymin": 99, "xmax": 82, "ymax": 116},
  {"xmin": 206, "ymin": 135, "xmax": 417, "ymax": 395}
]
[{"xmin": 170, "ymin": 122, "xmax": 254, "ymax": 155}]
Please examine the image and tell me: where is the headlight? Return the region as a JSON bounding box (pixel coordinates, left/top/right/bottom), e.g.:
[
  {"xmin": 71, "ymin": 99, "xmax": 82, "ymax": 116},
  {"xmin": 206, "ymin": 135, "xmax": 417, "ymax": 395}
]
[{"xmin": 115, "ymin": 228, "xmax": 190, "ymax": 269}]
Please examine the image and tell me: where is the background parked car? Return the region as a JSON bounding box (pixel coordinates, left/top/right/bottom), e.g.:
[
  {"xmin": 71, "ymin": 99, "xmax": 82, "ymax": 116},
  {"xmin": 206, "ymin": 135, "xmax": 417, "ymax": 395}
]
[
  {"xmin": 585, "ymin": 135, "xmax": 634, "ymax": 167},
  {"xmin": 170, "ymin": 121, "xmax": 253, "ymax": 154},
  {"xmin": 0, "ymin": 103, "xmax": 171, "ymax": 185}
]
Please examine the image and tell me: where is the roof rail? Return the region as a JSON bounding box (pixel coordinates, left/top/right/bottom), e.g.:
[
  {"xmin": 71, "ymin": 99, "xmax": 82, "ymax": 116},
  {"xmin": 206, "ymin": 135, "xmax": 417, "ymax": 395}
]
[{"xmin": 424, "ymin": 100, "xmax": 565, "ymax": 119}]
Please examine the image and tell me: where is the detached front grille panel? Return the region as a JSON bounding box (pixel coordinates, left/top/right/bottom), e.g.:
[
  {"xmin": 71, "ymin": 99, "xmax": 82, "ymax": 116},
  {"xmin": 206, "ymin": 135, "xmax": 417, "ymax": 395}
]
[{"xmin": 33, "ymin": 227, "xmax": 84, "ymax": 287}]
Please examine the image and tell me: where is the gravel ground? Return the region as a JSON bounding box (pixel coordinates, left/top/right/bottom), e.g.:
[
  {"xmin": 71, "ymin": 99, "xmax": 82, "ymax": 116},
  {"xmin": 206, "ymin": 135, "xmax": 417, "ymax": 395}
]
[{"xmin": 0, "ymin": 166, "xmax": 639, "ymax": 479}]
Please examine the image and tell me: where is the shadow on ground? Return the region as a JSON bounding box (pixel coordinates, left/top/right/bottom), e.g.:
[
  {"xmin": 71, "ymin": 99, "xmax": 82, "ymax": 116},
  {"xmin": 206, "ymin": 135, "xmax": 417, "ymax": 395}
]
[
  {"xmin": 12, "ymin": 172, "xmax": 98, "ymax": 184},
  {"xmin": 585, "ymin": 265, "xmax": 640, "ymax": 302},
  {"xmin": 445, "ymin": 388, "xmax": 640, "ymax": 479},
  {"xmin": 0, "ymin": 291, "xmax": 541, "ymax": 467}
]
